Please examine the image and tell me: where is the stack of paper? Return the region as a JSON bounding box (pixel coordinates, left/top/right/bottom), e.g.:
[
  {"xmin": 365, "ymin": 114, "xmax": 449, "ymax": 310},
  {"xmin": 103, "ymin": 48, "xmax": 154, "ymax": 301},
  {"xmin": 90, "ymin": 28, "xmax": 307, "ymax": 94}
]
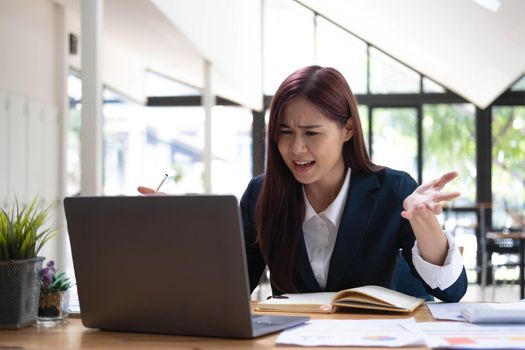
[
  {"xmin": 461, "ymin": 303, "xmax": 525, "ymax": 323},
  {"xmin": 427, "ymin": 302, "xmax": 525, "ymax": 323}
]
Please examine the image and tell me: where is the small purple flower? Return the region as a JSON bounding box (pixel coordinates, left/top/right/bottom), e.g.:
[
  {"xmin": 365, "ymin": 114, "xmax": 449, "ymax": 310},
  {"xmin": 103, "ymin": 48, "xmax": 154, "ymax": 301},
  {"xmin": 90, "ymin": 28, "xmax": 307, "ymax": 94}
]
[
  {"xmin": 46, "ymin": 260, "xmax": 56, "ymax": 273},
  {"xmin": 41, "ymin": 267, "xmax": 53, "ymax": 288},
  {"xmin": 40, "ymin": 259, "xmax": 72, "ymax": 293}
]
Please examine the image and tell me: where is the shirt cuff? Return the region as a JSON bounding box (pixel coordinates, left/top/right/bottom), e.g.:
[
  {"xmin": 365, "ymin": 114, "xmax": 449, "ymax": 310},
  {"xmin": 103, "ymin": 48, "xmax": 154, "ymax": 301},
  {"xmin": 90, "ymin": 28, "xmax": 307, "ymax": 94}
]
[{"xmin": 411, "ymin": 230, "xmax": 464, "ymax": 290}]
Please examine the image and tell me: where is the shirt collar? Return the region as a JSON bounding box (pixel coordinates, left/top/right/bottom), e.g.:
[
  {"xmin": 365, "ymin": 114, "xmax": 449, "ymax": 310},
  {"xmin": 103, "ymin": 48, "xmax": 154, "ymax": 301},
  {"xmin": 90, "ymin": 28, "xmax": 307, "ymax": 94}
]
[{"xmin": 303, "ymin": 168, "xmax": 352, "ymax": 227}]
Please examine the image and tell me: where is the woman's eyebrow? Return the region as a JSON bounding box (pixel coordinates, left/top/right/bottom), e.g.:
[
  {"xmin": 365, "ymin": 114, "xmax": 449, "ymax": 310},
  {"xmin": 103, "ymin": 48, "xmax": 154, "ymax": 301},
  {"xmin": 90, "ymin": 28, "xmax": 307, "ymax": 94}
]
[
  {"xmin": 278, "ymin": 123, "xmax": 323, "ymax": 129},
  {"xmin": 299, "ymin": 124, "xmax": 323, "ymax": 129}
]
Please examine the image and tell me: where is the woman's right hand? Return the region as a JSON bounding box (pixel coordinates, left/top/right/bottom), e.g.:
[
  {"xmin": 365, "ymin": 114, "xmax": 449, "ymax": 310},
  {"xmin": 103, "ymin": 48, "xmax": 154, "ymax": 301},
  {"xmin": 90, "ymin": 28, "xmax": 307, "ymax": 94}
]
[{"xmin": 137, "ymin": 186, "xmax": 167, "ymax": 196}]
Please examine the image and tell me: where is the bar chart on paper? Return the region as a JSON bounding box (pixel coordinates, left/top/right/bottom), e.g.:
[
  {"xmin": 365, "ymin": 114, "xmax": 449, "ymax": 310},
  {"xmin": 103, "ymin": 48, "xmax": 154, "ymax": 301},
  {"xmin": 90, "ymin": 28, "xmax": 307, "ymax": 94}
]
[
  {"xmin": 276, "ymin": 319, "xmax": 425, "ymax": 347},
  {"xmin": 418, "ymin": 321, "xmax": 525, "ymax": 349}
]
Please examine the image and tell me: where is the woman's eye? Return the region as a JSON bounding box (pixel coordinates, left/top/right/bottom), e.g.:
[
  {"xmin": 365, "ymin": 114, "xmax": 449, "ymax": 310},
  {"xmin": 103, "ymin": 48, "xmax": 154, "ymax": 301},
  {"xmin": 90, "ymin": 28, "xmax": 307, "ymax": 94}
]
[
  {"xmin": 305, "ymin": 131, "xmax": 319, "ymax": 136},
  {"xmin": 279, "ymin": 129, "xmax": 292, "ymax": 135}
]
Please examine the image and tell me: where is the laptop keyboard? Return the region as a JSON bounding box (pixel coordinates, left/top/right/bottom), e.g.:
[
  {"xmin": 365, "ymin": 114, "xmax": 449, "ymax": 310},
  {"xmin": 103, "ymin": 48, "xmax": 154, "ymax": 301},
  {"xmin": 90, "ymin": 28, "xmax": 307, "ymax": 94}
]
[
  {"xmin": 252, "ymin": 315, "xmax": 292, "ymax": 328},
  {"xmin": 251, "ymin": 314, "xmax": 310, "ymax": 336}
]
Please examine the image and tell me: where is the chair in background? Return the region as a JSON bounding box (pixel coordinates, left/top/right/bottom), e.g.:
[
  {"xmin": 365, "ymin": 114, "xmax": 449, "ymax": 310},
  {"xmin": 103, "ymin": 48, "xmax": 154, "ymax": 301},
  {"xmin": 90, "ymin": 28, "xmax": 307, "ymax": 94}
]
[{"xmin": 486, "ymin": 228, "xmax": 522, "ymax": 301}]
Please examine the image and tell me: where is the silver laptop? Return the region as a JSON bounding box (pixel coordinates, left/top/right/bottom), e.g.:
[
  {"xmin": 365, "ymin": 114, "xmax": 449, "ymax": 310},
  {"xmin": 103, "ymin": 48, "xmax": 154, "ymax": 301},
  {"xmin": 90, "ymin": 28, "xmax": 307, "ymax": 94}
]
[{"xmin": 63, "ymin": 195, "xmax": 308, "ymax": 338}]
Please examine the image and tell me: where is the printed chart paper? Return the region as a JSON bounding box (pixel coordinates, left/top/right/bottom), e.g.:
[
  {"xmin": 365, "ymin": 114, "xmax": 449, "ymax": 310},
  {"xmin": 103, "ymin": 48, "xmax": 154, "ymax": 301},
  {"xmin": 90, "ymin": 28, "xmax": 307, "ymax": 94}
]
[
  {"xmin": 276, "ymin": 318, "xmax": 424, "ymax": 347},
  {"xmin": 417, "ymin": 321, "xmax": 525, "ymax": 349}
]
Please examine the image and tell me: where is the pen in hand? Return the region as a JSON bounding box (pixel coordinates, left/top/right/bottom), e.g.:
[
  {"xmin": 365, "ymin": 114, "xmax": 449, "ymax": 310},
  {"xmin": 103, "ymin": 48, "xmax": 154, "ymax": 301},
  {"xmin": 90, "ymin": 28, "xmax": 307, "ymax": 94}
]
[
  {"xmin": 266, "ymin": 295, "xmax": 289, "ymax": 300},
  {"xmin": 155, "ymin": 174, "xmax": 169, "ymax": 192}
]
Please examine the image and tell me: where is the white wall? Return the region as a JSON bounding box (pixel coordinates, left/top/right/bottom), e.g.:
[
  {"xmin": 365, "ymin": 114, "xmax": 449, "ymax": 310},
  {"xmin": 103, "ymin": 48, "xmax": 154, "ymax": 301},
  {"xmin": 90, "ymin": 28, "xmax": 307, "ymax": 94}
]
[
  {"xmin": 0, "ymin": 91, "xmax": 8, "ymax": 204},
  {"xmin": 0, "ymin": 0, "xmax": 61, "ymax": 207},
  {"xmin": 0, "ymin": 0, "xmax": 64, "ymax": 267},
  {"xmin": 0, "ymin": 90, "xmax": 59, "ymax": 207},
  {"xmin": 0, "ymin": 0, "xmax": 57, "ymax": 106}
]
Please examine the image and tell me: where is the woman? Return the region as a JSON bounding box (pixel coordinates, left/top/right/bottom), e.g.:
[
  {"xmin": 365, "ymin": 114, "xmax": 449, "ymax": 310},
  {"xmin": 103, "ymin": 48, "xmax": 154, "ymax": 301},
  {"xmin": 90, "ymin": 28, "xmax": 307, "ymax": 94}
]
[{"xmin": 240, "ymin": 65, "xmax": 467, "ymax": 302}]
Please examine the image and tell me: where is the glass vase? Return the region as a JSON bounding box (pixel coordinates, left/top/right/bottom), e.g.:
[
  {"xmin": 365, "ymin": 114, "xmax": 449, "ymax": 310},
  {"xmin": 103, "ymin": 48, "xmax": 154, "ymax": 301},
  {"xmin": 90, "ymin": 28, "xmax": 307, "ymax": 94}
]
[{"xmin": 37, "ymin": 290, "xmax": 70, "ymax": 326}]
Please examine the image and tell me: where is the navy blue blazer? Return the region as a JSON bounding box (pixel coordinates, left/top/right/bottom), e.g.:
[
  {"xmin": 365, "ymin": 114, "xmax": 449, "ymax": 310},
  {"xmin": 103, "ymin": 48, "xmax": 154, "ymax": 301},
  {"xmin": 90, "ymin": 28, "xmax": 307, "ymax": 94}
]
[{"xmin": 240, "ymin": 168, "xmax": 467, "ymax": 302}]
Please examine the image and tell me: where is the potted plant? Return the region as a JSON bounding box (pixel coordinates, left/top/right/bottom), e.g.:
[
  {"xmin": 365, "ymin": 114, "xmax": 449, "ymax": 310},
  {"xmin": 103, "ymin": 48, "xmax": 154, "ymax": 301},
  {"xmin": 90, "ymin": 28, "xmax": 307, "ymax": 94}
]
[
  {"xmin": 0, "ymin": 196, "xmax": 55, "ymax": 329},
  {"xmin": 38, "ymin": 260, "xmax": 72, "ymax": 324}
]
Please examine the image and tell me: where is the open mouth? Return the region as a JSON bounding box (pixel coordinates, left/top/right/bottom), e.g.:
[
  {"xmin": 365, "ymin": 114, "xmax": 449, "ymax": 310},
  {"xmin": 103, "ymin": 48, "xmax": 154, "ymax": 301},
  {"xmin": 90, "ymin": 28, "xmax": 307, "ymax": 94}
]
[{"xmin": 293, "ymin": 160, "xmax": 315, "ymax": 168}]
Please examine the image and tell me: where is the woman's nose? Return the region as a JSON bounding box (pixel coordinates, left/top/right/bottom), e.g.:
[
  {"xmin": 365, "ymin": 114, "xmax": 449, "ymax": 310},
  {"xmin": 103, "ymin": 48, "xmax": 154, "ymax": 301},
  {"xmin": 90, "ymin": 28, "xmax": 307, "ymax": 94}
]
[{"xmin": 290, "ymin": 135, "xmax": 307, "ymax": 154}]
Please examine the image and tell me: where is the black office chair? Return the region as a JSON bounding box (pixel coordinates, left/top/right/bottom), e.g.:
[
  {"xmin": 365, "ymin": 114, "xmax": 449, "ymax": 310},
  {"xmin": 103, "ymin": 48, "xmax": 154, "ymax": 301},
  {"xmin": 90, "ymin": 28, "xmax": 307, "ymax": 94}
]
[
  {"xmin": 392, "ymin": 250, "xmax": 434, "ymax": 301},
  {"xmin": 486, "ymin": 228, "xmax": 521, "ymax": 300}
]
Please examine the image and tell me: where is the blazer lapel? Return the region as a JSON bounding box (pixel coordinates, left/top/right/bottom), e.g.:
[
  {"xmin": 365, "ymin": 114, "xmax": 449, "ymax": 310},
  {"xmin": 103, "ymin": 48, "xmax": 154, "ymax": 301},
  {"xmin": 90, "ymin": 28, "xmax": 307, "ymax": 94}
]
[
  {"xmin": 325, "ymin": 171, "xmax": 380, "ymax": 291},
  {"xmin": 294, "ymin": 230, "xmax": 321, "ymax": 292}
]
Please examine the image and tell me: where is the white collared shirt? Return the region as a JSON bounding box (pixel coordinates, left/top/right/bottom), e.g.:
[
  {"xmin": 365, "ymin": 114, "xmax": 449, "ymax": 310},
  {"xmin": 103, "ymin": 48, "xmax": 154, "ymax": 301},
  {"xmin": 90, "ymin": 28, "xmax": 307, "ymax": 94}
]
[
  {"xmin": 302, "ymin": 169, "xmax": 351, "ymax": 289},
  {"xmin": 301, "ymin": 169, "xmax": 463, "ymax": 291}
]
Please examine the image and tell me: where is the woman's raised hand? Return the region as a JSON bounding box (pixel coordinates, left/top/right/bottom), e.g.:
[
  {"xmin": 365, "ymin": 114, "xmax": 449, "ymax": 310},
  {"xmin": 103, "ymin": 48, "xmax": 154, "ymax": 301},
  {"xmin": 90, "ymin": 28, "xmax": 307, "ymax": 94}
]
[
  {"xmin": 401, "ymin": 171, "xmax": 460, "ymax": 220},
  {"xmin": 137, "ymin": 174, "xmax": 169, "ymax": 196},
  {"xmin": 137, "ymin": 186, "xmax": 167, "ymax": 196}
]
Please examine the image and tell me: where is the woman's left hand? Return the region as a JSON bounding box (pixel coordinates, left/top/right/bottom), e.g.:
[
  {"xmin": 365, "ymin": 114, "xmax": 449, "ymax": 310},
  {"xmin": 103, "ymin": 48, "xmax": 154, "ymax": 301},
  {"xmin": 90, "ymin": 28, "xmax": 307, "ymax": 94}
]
[{"xmin": 401, "ymin": 171, "xmax": 460, "ymax": 220}]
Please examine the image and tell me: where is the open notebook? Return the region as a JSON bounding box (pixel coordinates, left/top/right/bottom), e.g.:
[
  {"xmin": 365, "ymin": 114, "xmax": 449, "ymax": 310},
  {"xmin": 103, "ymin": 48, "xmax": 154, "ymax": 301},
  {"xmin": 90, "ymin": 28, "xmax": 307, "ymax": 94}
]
[{"xmin": 257, "ymin": 285, "xmax": 424, "ymax": 313}]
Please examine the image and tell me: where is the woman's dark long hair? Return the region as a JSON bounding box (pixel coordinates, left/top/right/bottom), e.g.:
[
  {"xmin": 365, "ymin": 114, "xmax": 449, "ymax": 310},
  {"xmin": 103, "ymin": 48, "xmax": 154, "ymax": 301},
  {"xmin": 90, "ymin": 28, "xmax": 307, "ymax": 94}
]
[{"xmin": 256, "ymin": 65, "xmax": 381, "ymax": 292}]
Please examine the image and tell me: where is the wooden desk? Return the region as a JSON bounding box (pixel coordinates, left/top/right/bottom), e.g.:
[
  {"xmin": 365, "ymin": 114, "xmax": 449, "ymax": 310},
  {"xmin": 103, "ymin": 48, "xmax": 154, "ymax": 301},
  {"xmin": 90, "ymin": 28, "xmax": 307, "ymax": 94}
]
[
  {"xmin": 486, "ymin": 231, "xmax": 525, "ymax": 300},
  {"xmin": 0, "ymin": 306, "xmax": 435, "ymax": 350}
]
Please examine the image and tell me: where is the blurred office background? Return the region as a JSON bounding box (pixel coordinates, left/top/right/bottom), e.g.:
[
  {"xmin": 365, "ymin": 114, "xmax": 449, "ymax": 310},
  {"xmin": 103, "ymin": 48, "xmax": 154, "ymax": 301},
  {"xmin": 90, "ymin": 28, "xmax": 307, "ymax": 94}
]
[{"xmin": 0, "ymin": 0, "xmax": 524, "ymax": 301}]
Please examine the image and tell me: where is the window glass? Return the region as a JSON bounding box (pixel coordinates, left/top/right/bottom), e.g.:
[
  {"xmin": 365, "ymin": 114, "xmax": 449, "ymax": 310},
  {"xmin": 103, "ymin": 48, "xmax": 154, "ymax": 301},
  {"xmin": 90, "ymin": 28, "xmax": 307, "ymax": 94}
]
[
  {"xmin": 69, "ymin": 75, "xmax": 252, "ymax": 199},
  {"xmin": 510, "ymin": 75, "xmax": 525, "ymax": 92},
  {"xmin": 442, "ymin": 209, "xmax": 478, "ymax": 283},
  {"xmin": 422, "ymin": 104, "xmax": 476, "ymax": 205},
  {"xmin": 68, "ymin": 74, "xmax": 205, "ymax": 197},
  {"xmin": 67, "ymin": 73, "xmax": 81, "ymax": 196},
  {"xmin": 103, "ymin": 99, "xmax": 206, "ymax": 195},
  {"xmin": 491, "ymin": 106, "xmax": 525, "ymax": 228},
  {"xmin": 371, "ymin": 107, "xmax": 418, "ymax": 180},
  {"xmin": 369, "ymin": 48, "xmax": 420, "ymax": 94},
  {"xmin": 263, "ymin": 0, "xmax": 315, "ymax": 94},
  {"xmin": 315, "ymin": 17, "xmax": 367, "ymax": 94},
  {"xmin": 103, "ymin": 98, "xmax": 253, "ymax": 199},
  {"xmin": 211, "ymin": 106, "xmax": 253, "ymax": 199},
  {"xmin": 423, "ymin": 77, "xmax": 446, "ymax": 93},
  {"xmin": 357, "ymin": 105, "xmax": 369, "ymax": 153}
]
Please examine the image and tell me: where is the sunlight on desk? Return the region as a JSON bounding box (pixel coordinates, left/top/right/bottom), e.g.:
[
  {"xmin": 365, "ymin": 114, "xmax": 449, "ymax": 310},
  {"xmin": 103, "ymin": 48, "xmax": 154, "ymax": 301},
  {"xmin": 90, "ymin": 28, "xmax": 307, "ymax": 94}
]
[{"xmin": 0, "ymin": 304, "xmax": 435, "ymax": 350}]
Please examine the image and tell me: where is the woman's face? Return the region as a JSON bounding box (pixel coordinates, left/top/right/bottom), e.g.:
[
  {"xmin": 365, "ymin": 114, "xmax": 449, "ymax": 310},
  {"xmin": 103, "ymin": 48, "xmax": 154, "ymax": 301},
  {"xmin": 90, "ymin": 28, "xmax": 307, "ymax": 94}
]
[{"xmin": 277, "ymin": 97, "xmax": 353, "ymax": 189}]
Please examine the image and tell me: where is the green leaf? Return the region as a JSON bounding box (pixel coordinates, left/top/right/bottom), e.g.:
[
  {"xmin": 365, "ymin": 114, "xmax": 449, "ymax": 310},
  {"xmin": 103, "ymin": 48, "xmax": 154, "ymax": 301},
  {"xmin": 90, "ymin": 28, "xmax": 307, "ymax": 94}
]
[{"xmin": 0, "ymin": 195, "xmax": 56, "ymax": 260}]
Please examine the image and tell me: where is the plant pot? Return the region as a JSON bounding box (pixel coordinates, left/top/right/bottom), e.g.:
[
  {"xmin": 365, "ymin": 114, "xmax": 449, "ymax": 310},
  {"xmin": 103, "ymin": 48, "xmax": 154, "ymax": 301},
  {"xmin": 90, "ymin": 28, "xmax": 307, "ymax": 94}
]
[
  {"xmin": 38, "ymin": 290, "xmax": 70, "ymax": 325},
  {"xmin": 0, "ymin": 257, "xmax": 45, "ymax": 329}
]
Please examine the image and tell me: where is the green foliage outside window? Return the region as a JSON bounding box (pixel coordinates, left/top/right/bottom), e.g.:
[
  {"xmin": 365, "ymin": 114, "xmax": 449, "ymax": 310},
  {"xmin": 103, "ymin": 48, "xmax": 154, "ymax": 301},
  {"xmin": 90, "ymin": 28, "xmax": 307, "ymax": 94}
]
[
  {"xmin": 423, "ymin": 104, "xmax": 476, "ymax": 205},
  {"xmin": 492, "ymin": 106, "xmax": 525, "ymax": 227}
]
